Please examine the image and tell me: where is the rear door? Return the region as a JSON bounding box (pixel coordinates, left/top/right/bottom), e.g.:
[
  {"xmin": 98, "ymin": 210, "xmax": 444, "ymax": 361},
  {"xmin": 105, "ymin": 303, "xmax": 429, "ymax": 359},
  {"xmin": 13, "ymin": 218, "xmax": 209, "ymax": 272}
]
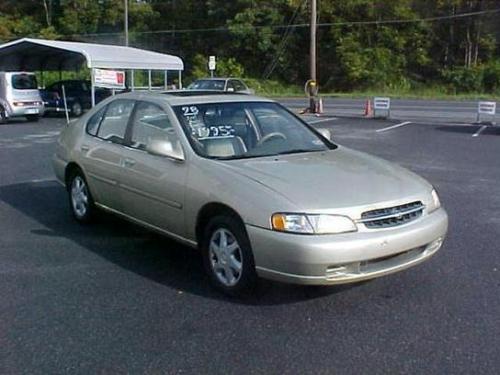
[
  {"xmin": 79, "ymin": 99, "xmax": 135, "ymax": 211},
  {"xmin": 118, "ymin": 101, "xmax": 188, "ymax": 236}
]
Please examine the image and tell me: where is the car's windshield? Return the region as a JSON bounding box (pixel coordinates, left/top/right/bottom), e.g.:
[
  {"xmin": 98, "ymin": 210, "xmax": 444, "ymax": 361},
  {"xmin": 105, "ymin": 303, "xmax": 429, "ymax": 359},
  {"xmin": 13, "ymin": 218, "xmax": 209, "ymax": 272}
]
[
  {"xmin": 173, "ymin": 102, "xmax": 334, "ymax": 160},
  {"xmin": 187, "ymin": 80, "xmax": 226, "ymax": 91},
  {"xmin": 12, "ymin": 74, "xmax": 37, "ymax": 90}
]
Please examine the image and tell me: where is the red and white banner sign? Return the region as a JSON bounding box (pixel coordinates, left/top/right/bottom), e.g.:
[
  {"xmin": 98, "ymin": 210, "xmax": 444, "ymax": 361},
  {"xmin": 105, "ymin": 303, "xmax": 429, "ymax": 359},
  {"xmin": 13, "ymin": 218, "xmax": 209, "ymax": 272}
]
[{"xmin": 94, "ymin": 69, "xmax": 126, "ymax": 89}]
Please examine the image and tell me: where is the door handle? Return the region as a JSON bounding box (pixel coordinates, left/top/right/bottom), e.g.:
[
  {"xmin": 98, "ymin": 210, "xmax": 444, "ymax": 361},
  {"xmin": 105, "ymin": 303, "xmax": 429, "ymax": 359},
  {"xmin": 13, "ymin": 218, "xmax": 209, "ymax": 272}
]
[
  {"xmin": 123, "ymin": 158, "xmax": 136, "ymax": 167},
  {"xmin": 81, "ymin": 145, "xmax": 90, "ymax": 152}
]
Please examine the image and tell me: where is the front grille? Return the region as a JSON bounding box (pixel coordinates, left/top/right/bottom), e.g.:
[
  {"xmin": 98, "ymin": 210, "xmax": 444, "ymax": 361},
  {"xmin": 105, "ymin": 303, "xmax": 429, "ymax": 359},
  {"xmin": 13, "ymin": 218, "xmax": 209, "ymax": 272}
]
[{"xmin": 360, "ymin": 201, "xmax": 424, "ymax": 229}]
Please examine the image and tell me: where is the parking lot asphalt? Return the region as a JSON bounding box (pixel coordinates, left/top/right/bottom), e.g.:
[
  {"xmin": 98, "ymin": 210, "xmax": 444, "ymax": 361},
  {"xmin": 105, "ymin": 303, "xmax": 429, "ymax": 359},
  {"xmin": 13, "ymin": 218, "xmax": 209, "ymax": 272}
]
[{"xmin": 1, "ymin": 113, "xmax": 499, "ymax": 374}]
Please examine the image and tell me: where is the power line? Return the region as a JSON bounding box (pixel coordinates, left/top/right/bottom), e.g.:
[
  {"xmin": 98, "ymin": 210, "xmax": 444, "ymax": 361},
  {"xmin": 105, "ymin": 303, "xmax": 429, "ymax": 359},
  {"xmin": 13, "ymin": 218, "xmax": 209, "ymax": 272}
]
[
  {"xmin": 66, "ymin": 7, "xmax": 500, "ymax": 38},
  {"xmin": 262, "ymin": 0, "xmax": 306, "ymax": 79}
]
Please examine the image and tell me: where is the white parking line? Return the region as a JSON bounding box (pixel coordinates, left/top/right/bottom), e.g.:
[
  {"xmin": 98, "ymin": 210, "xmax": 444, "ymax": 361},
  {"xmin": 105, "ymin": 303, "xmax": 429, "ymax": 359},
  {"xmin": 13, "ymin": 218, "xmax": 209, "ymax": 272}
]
[
  {"xmin": 376, "ymin": 121, "xmax": 412, "ymax": 133},
  {"xmin": 307, "ymin": 117, "xmax": 338, "ymax": 124},
  {"xmin": 472, "ymin": 125, "xmax": 487, "ymax": 137}
]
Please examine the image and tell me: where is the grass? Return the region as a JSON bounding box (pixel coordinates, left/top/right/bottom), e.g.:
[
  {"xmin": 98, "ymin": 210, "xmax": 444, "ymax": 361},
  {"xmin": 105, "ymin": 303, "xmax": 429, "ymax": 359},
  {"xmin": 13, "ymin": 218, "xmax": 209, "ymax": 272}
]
[{"xmin": 244, "ymin": 78, "xmax": 500, "ymax": 101}]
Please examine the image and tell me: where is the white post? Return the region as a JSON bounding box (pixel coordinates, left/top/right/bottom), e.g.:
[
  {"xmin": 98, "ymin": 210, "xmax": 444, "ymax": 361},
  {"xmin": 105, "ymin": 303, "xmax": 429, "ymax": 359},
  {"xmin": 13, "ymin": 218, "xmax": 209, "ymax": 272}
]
[
  {"xmin": 164, "ymin": 70, "xmax": 168, "ymax": 90},
  {"xmin": 131, "ymin": 70, "xmax": 135, "ymax": 91},
  {"xmin": 91, "ymin": 68, "xmax": 96, "ymax": 107},
  {"xmin": 62, "ymin": 84, "xmax": 70, "ymax": 125},
  {"xmin": 178, "ymin": 70, "xmax": 182, "ymax": 89},
  {"xmin": 148, "ymin": 70, "xmax": 152, "ymax": 91}
]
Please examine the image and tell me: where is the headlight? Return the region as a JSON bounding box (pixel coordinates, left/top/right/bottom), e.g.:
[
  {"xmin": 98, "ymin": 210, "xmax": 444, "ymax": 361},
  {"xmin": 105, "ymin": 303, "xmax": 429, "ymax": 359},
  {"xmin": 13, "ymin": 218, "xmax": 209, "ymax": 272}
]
[
  {"xmin": 271, "ymin": 213, "xmax": 357, "ymax": 235},
  {"xmin": 428, "ymin": 188, "xmax": 441, "ymax": 213}
]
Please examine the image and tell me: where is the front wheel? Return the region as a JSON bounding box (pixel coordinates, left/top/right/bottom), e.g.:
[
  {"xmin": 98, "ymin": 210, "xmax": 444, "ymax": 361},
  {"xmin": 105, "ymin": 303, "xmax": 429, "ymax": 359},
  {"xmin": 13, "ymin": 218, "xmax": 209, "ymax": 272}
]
[
  {"xmin": 68, "ymin": 170, "xmax": 95, "ymax": 223},
  {"xmin": 71, "ymin": 101, "xmax": 83, "ymax": 117},
  {"xmin": 202, "ymin": 216, "xmax": 257, "ymax": 295}
]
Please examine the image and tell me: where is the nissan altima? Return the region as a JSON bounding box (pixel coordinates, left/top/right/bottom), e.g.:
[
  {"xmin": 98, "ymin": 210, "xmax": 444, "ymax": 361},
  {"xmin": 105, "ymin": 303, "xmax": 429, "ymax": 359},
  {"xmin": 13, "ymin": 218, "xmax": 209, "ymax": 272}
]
[{"xmin": 53, "ymin": 92, "xmax": 448, "ymax": 295}]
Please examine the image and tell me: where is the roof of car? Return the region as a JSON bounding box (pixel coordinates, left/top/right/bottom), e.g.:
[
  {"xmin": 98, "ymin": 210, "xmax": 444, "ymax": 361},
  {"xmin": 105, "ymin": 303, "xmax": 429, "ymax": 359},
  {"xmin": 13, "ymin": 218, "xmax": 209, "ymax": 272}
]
[
  {"xmin": 111, "ymin": 91, "xmax": 273, "ymax": 106},
  {"xmin": 50, "ymin": 79, "xmax": 90, "ymax": 84},
  {"xmin": 193, "ymin": 78, "xmax": 242, "ymax": 81}
]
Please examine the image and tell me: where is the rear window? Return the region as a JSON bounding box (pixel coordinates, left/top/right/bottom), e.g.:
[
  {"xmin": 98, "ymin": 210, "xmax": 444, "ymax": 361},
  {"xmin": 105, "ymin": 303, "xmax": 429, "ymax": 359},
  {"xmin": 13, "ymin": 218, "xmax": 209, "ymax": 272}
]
[
  {"xmin": 12, "ymin": 74, "xmax": 38, "ymax": 90},
  {"xmin": 188, "ymin": 80, "xmax": 226, "ymax": 90}
]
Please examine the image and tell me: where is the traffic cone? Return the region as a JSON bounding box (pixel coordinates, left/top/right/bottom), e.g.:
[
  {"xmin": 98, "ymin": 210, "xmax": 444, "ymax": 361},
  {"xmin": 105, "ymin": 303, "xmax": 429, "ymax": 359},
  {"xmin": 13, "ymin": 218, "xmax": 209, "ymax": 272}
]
[
  {"xmin": 316, "ymin": 97, "xmax": 324, "ymax": 114},
  {"xmin": 364, "ymin": 99, "xmax": 373, "ymax": 117}
]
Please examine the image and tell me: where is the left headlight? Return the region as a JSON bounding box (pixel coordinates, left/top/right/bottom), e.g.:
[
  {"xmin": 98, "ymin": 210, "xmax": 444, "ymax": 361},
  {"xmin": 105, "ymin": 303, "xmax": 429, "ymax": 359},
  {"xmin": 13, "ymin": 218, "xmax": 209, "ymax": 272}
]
[
  {"xmin": 428, "ymin": 188, "xmax": 441, "ymax": 213},
  {"xmin": 271, "ymin": 213, "xmax": 357, "ymax": 235}
]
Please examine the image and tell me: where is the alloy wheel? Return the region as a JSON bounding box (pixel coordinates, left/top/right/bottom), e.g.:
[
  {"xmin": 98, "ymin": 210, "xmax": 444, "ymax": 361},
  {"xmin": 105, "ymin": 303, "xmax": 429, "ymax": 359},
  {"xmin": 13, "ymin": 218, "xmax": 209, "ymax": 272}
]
[
  {"xmin": 71, "ymin": 176, "xmax": 89, "ymax": 218},
  {"xmin": 209, "ymin": 228, "xmax": 243, "ymax": 287}
]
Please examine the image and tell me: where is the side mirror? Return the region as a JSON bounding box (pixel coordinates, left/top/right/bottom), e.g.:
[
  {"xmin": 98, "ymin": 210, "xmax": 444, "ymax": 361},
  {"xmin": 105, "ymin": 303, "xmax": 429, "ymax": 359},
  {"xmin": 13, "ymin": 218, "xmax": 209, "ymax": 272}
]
[
  {"xmin": 227, "ymin": 87, "xmax": 235, "ymax": 92},
  {"xmin": 317, "ymin": 128, "xmax": 333, "ymax": 141},
  {"xmin": 146, "ymin": 137, "xmax": 185, "ymax": 161}
]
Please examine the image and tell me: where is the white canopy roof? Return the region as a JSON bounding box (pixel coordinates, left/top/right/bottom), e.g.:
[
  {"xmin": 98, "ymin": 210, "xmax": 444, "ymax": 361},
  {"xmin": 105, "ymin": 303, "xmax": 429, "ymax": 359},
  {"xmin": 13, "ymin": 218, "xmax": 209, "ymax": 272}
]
[{"xmin": 0, "ymin": 38, "xmax": 184, "ymax": 71}]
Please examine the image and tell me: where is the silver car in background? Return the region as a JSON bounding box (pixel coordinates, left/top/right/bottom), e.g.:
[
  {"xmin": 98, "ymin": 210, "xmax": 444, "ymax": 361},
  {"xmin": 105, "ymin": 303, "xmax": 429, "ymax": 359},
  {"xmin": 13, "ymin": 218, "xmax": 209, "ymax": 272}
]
[
  {"xmin": 0, "ymin": 72, "xmax": 45, "ymax": 122},
  {"xmin": 187, "ymin": 78, "xmax": 254, "ymax": 94},
  {"xmin": 53, "ymin": 92, "xmax": 448, "ymax": 295}
]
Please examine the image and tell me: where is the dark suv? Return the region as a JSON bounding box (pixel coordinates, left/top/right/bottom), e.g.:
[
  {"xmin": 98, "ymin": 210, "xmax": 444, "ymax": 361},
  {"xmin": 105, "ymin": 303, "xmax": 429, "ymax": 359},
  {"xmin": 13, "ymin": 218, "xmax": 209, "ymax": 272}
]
[{"xmin": 41, "ymin": 80, "xmax": 110, "ymax": 117}]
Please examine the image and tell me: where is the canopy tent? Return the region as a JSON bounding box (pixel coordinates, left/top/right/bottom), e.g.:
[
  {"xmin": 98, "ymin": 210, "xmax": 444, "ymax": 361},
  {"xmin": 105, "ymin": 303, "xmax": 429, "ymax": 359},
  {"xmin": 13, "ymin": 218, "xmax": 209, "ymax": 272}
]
[{"xmin": 0, "ymin": 38, "xmax": 184, "ymax": 105}]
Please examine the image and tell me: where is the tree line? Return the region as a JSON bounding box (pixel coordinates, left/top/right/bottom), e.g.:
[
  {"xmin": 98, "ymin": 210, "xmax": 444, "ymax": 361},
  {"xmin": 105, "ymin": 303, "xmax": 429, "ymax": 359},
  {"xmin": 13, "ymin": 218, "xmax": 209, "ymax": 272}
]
[{"xmin": 1, "ymin": 0, "xmax": 499, "ymax": 94}]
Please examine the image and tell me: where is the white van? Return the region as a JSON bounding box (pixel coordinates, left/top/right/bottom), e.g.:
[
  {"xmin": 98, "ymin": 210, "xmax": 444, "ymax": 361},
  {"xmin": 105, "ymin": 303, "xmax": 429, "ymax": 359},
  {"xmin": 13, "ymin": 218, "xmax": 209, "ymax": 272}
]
[{"xmin": 0, "ymin": 72, "xmax": 45, "ymax": 123}]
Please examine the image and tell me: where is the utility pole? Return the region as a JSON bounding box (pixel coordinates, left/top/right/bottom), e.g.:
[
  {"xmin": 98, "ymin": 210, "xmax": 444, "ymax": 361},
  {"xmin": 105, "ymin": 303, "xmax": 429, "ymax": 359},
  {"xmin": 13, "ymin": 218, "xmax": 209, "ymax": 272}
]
[
  {"xmin": 309, "ymin": 0, "xmax": 318, "ymax": 112},
  {"xmin": 310, "ymin": 0, "xmax": 317, "ymax": 83},
  {"xmin": 124, "ymin": 0, "xmax": 129, "ymax": 47}
]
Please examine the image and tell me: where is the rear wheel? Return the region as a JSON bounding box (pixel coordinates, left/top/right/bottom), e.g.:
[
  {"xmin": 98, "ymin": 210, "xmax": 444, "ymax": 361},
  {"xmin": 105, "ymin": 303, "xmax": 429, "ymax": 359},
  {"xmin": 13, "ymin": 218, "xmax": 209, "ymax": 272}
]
[
  {"xmin": 26, "ymin": 114, "xmax": 39, "ymax": 122},
  {"xmin": 68, "ymin": 170, "xmax": 95, "ymax": 223},
  {"xmin": 202, "ymin": 215, "xmax": 257, "ymax": 295}
]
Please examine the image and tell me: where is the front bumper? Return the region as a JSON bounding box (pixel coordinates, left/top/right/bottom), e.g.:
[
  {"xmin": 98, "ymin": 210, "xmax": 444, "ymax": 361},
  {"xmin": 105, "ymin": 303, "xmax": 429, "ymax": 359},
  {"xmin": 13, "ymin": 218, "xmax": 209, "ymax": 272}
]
[
  {"xmin": 246, "ymin": 208, "xmax": 448, "ymax": 285},
  {"xmin": 44, "ymin": 105, "xmax": 68, "ymax": 113}
]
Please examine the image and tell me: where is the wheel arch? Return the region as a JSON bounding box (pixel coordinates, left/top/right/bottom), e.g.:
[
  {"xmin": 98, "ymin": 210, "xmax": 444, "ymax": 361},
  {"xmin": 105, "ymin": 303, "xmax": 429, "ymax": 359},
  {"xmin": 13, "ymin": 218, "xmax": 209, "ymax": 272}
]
[
  {"xmin": 64, "ymin": 162, "xmax": 84, "ymax": 190},
  {"xmin": 195, "ymin": 202, "xmax": 246, "ymax": 247}
]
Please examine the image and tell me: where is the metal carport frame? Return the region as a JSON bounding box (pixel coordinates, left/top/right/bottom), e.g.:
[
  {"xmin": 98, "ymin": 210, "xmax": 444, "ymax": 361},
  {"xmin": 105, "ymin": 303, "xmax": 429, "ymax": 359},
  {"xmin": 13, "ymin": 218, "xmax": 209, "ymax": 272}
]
[{"xmin": 0, "ymin": 38, "xmax": 184, "ymax": 106}]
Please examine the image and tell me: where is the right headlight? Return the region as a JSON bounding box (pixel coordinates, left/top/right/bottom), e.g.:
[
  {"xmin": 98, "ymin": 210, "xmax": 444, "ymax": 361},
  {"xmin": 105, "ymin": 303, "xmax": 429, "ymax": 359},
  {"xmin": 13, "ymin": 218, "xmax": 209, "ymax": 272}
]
[
  {"xmin": 428, "ymin": 188, "xmax": 441, "ymax": 213},
  {"xmin": 271, "ymin": 213, "xmax": 357, "ymax": 235}
]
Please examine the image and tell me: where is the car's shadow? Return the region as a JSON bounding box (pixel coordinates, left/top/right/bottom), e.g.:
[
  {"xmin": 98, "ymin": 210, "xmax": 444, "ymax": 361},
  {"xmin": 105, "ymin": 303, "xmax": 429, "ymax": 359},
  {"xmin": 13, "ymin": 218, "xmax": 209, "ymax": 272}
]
[{"xmin": 0, "ymin": 180, "xmax": 357, "ymax": 305}]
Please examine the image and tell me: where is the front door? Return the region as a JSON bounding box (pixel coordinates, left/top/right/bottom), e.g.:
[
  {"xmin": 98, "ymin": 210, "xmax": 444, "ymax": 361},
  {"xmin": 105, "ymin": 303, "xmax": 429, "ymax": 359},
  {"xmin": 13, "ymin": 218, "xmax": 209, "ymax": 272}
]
[{"xmin": 119, "ymin": 101, "xmax": 187, "ymax": 237}]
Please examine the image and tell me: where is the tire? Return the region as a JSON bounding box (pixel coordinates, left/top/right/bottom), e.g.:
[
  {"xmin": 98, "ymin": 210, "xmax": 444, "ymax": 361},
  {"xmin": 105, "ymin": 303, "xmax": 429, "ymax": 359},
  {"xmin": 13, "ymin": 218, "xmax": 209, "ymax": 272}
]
[
  {"xmin": 202, "ymin": 215, "xmax": 257, "ymax": 295},
  {"xmin": 71, "ymin": 101, "xmax": 83, "ymax": 117},
  {"xmin": 67, "ymin": 169, "xmax": 95, "ymax": 224},
  {"xmin": 26, "ymin": 114, "xmax": 39, "ymax": 122},
  {"xmin": 0, "ymin": 106, "xmax": 7, "ymax": 124}
]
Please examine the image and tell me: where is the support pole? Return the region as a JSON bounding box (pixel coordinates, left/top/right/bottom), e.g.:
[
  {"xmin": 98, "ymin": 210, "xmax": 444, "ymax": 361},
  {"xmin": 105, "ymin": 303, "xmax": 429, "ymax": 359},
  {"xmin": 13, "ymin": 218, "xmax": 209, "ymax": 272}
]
[
  {"xmin": 62, "ymin": 84, "xmax": 70, "ymax": 125},
  {"xmin": 148, "ymin": 70, "xmax": 152, "ymax": 91},
  {"xmin": 131, "ymin": 70, "xmax": 135, "ymax": 91},
  {"xmin": 164, "ymin": 71, "xmax": 168, "ymax": 90},
  {"xmin": 178, "ymin": 71, "xmax": 182, "ymax": 89},
  {"xmin": 91, "ymin": 68, "xmax": 96, "ymax": 107}
]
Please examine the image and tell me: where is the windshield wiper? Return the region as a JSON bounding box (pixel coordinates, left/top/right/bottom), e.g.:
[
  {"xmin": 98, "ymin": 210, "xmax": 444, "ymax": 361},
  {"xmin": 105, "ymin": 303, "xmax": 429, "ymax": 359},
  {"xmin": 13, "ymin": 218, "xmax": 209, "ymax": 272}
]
[
  {"xmin": 211, "ymin": 149, "xmax": 324, "ymax": 161},
  {"xmin": 276, "ymin": 148, "xmax": 323, "ymax": 156}
]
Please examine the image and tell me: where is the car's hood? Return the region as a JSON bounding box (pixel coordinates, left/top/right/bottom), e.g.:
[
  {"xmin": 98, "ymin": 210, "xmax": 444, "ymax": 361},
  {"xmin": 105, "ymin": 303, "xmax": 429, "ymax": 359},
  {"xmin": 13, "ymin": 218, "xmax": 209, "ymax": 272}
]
[{"xmin": 223, "ymin": 147, "xmax": 432, "ymax": 213}]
